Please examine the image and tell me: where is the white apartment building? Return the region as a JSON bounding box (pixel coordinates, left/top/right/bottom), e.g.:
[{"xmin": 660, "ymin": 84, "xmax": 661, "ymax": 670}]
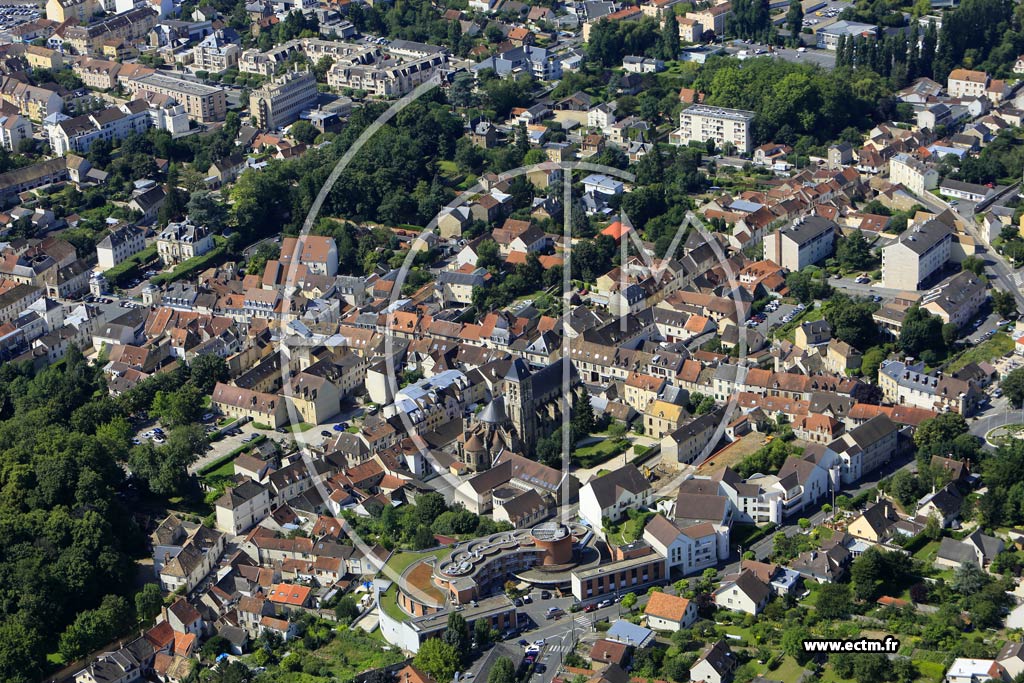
[
  {"xmin": 0, "ymin": 112, "xmax": 31, "ymax": 152},
  {"xmin": 46, "ymin": 101, "xmax": 151, "ymax": 156},
  {"xmin": 881, "ymin": 219, "xmax": 952, "ymax": 290},
  {"xmin": 125, "ymin": 72, "xmax": 227, "ymax": 123},
  {"xmin": 215, "ymin": 480, "xmax": 271, "ymax": 534},
  {"xmin": 644, "ymin": 513, "xmax": 729, "ymax": 577},
  {"xmin": 328, "ymin": 51, "xmax": 448, "ymax": 97},
  {"xmin": 97, "ymin": 225, "xmax": 146, "ymax": 271},
  {"xmin": 889, "ymin": 153, "xmax": 938, "ymax": 196},
  {"xmin": 671, "ymin": 104, "xmax": 755, "ymax": 153},
  {"xmin": 763, "ymin": 215, "xmax": 837, "ymax": 271},
  {"xmin": 192, "ymin": 30, "xmax": 240, "ymax": 73},
  {"xmin": 947, "ymin": 68, "xmax": 989, "ymax": 99}
]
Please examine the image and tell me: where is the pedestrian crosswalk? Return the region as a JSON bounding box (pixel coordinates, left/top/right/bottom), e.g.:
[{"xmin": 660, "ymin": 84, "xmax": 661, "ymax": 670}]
[{"xmin": 573, "ymin": 615, "xmax": 591, "ymax": 628}]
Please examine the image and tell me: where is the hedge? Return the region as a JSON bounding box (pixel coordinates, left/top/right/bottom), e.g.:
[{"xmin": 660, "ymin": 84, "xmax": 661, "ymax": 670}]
[
  {"xmin": 150, "ymin": 238, "xmax": 228, "ymax": 287},
  {"xmin": 197, "ymin": 434, "xmax": 266, "ymax": 477},
  {"xmin": 104, "ymin": 244, "xmax": 158, "ymax": 287}
]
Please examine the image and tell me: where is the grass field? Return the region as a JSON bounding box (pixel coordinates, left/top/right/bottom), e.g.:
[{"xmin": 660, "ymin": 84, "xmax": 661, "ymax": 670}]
[
  {"xmin": 574, "ymin": 439, "xmax": 628, "ymax": 468},
  {"xmin": 945, "ymin": 332, "xmax": 1014, "ymax": 372}
]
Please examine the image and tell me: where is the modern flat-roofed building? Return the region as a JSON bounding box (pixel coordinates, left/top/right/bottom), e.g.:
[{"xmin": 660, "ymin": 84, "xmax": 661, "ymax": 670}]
[
  {"xmin": 671, "ymin": 104, "xmax": 755, "ymax": 153},
  {"xmin": 125, "ymin": 72, "xmax": 226, "ymax": 122},
  {"xmin": 763, "ymin": 215, "xmax": 838, "ymax": 271},
  {"xmin": 816, "ymin": 20, "xmax": 877, "ymax": 49},
  {"xmin": 250, "ymin": 70, "xmax": 318, "ymax": 130}
]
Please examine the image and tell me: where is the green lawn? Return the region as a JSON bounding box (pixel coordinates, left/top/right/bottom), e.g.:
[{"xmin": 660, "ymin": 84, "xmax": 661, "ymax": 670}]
[
  {"xmin": 766, "ymin": 656, "xmax": 806, "ymax": 681},
  {"xmin": 913, "ymin": 540, "xmax": 940, "ymax": 563},
  {"xmin": 202, "ymin": 457, "xmax": 237, "ymax": 481},
  {"xmin": 288, "ymin": 422, "xmax": 317, "ymax": 432},
  {"xmin": 574, "ymin": 439, "xmax": 628, "ymax": 468},
  {"xmin": 945, "ymin": 332, "xmax": 1014, "ymax": 372},
  {"xmin": 774, "ymin": 305, "xmax": 824, "ymax": 342}
]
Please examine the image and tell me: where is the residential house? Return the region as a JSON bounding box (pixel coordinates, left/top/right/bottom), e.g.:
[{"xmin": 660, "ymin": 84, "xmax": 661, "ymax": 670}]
[
  {"xmin": 644, "ymin": 591, "xmax": 698, "ymax": 631},
  {"xmin": 713, "ymin": 570, "xmax": 771, "ymax": 615},
  {"xmin": 579, "ymin": 464, "xmax": 653, "ymax": 537}
]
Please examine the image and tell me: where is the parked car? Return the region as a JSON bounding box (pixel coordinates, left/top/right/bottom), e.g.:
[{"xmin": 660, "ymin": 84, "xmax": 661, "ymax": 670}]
[
  {"xmin": 597, "ymin": 599, "xmax": 612, "ymax": 608},
  {"xmin": 333, "ymin": 423, "xmax": 346, "ymax": 432},
  {"xmin": 202, "ymin": 412, "xmax": 215, "ymax": 421},
  {"xmin": 320, "ymin": 430, "xmax": 333, "ymax": 437}
]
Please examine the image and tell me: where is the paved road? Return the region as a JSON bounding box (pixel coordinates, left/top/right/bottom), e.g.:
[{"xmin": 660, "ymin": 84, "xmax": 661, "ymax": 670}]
[{"xmin": 829, "ymin": 277, "xmax": 902, "ymax": 300}]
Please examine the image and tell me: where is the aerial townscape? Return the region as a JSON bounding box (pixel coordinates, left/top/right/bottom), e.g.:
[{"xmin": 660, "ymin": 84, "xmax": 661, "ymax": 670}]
[{"xmin": 8, "ymin": 0, "xmax": 1024, "ymax": 681}]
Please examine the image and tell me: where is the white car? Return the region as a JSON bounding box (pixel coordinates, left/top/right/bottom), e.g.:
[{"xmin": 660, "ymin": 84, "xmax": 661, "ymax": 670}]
[{"xmin": 533, "ymin": 639, "xmax": 546, "ymax": 647}]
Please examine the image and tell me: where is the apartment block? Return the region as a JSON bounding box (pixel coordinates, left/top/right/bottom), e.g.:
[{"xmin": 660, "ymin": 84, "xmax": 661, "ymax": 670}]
[
  {"xmin": 125, "ymin": 72, "xmax": 226, "ymax": 122},
  {"xmin": 763, "ymin": 215, "xmax": 837, "ymax": 271},
  {"xmin": 881, "ymin": 219, "xmax": 952, "ymax": 290},
  {"xmin": 671, "ymin": 104, "xmax": 755, "ymax": 154},
  {"xmin": 250, "ymin": 70, "xmax": 318, "ymax": 130},
  {"xmin": 889, "ymin": 153, "xmax": 938, "ymax": 197}
]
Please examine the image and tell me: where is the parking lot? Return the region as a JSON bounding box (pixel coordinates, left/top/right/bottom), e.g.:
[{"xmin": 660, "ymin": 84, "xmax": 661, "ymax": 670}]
[
  {"xmin": 746, "ymin": 301, "xmax": 797, "ymax": 333},
  {"xmin": 0, "ymin": 2, "xmax": 41, "ymax": 37}
]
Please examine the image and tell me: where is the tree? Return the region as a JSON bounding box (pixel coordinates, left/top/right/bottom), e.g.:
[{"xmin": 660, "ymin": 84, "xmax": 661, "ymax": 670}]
[
  {"xmin": 414, "ymin": 639, "xmax": 461, "ymax": 681},
  {"xmin": 186, "ymin": 191, "xmax": 227, "ymax": 232},
  {"xmin": 993, "ymin": 289, "xmax": 1018, "ymax": 319},
  {"xmin": 189, "ymin": 354, "xmax": 228, "ymax": 394},
  {"xmin": 1003, "ymin": 368, "xmax": 1024, "ymax": 408},
  {"xmin": 476, "ymin": 239, "xmax": 501, "ymax": 272},
  {"xmin": 151, "ymin": 384, "xmax": 203, "ymax": 428},
  {"xmin": 786, "ymin": 269, "xmax": 831, "ymax": 304},
  {"xmin": 413, "ymin": 525, "xmax": 435, "ymax": 549},
  {"xmin": 443, "ymin": 612, "xmax": 471, "ymax": 662},
  {"xmin": 815, "ymin": 582, "xmax": 851, "ymax": 619},
  {"xmin": 781, "ymin": 625, "xmax": 811, "ymax": 663},
  {"xmin": 961, "ymin": 255, "xmax": 985, "ymax": 276},
  {"xmin": 661, "ymin": 12, "xmax": 680, "ymax": 59},
  {"xmin": 415, "ymin": 493, "xmax": 448, "ymax": 527},
  {"xmin": 825, "ymin": 294, "xmax": 879, "ymax": 351},
  {"xmin": 951, "ymin": 562, "xmax": 988, "ymax": 595},
  {"xmin": 571, "ymin": 389, "xmax": 596, "ymax": 439},
  {"xmin": 474, "ymin": 617, "xmax": 492, "ymax": 649},
  {"xmin": 159, "ymin": 165, "xmax": 187, "ymax": 227},
  {"xmin": 785, "ymin": 0, "xmax": 804, "ymax": 44},
  {"xmin": 135, "ymin": 584, "xmax": 163, "ymax": 624},
  {"xmin": 489, "ymin": 657, "xmax": 516, "ymax": 683},
  {"xmin": 290, "ymin": 120, "xmax": 319, "ymax": 145},
  {"xmin": 621, "ymin": 592, "xmax": 638, "ymax": 611},
  {"xmin": 899, "ymin": 306, "xmax": 946, "ymax": 360},
  {"xmin": 334, "ymin": 596, "xmax": 360, "ymax": 623},
  {"xmin": 914, "ymin": 413, "xmax": 969, "ymax": 455},
  {"xmin": 835, "ymin": 232, "xmax": 877, "ymax": 273}
]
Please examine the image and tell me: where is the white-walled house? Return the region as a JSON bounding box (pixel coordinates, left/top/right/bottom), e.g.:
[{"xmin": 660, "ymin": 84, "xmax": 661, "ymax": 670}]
[
  {"xmin": 643, "ymin": 513, "xmax": 728, "ymax": 576},
  {"xmin": 579, "ymin": 464, "xmax": 653, "ymax": 537}
]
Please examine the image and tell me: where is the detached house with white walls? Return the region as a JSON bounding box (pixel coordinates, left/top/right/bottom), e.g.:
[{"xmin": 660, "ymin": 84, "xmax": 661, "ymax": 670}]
[
  {"xmin": 643, "ymin": 513, "xmax": 729, "ymax": 576},
  {"xmin": 579, "ymin": 464, "xmax": 653, "ymax": 537}
]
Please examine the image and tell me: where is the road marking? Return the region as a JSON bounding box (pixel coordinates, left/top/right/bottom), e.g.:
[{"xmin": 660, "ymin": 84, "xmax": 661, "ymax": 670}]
[{"xmin": 574, "ymin": 615, "xmax": 591, "ymax": 628}]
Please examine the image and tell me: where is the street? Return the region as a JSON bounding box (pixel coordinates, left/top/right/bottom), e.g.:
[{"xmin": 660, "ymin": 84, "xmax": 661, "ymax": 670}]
[{"xmin": 467, "ymin": 592, "xmax": 647, "ymax": 683}]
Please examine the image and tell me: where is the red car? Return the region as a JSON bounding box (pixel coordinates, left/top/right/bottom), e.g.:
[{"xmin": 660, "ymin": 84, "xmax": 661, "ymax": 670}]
[{"xmin": 584, "ymin": 604, "xmax": 597, "ymax": 613}]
